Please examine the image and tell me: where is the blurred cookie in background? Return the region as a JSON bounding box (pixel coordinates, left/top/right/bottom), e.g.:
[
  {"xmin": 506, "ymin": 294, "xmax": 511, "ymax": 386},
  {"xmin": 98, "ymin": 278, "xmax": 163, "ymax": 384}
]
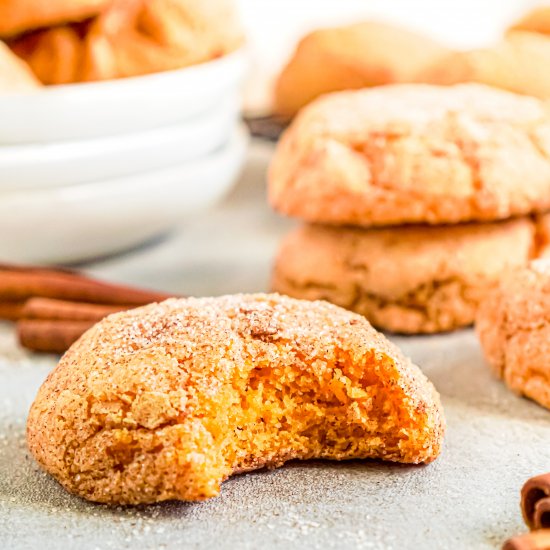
[
  {"xmin": 9, "ymin": 24, "xmax": 85, "ymax": 85},
  {"xmin": 82, "ymin": 0, "xmax": 244, "ymax": 81},
  {"xmin": 0, "ymin": 41, "xmax": 41, "ymax": 91},
  {"xmin": 8, "ymin": 0, "xmax": 244, "ymax": 85},
  {"xmin": 273, "ymin": 21, "xmax": 452, "ymax": 118},
  {"xmin": 508, "ymin": 4, "xmax": 550, "ymax": 36},
  {"xmin": 0, "ymin": 0, "xmax": 113, "ymax": 38},
  {"xmin": 420, "ymin": 31, "xmax": 550, "ymax": 100}
]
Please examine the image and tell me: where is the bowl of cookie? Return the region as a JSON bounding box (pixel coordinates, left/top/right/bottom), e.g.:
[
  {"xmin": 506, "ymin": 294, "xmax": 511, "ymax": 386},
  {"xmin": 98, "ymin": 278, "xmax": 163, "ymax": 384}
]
[{"xmin": 0, "ymin": 0, "xmax": 248, "ymax": 263}]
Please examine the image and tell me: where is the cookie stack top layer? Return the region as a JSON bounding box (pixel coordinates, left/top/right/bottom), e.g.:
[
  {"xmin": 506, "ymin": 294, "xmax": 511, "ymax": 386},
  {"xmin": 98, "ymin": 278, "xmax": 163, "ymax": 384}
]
[{"xmin": 269, "ymin": 83, "xmax": 550, "ymax": 226}]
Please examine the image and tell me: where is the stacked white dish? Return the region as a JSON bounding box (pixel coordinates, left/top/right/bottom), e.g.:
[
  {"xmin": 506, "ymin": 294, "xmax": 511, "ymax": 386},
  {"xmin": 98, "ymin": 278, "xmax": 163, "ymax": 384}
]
[{"xmin": 0, "ymin": 49, "xmax": 249, "ymax": 264}]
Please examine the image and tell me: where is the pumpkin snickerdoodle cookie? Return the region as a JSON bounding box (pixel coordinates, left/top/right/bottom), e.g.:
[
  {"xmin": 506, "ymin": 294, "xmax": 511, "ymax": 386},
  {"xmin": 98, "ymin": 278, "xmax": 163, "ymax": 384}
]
[
  {"xmin": 419, "ymin": 31, "xmax": 550, "ymax": 102},
  {"xmin": 272, "ymin": 217, "xmax": 539, "ymax": 334},
  {"xmin": 274, "ymin": 20, "xmax": 451, "ymax": 117},
  {"xmin": 269, "ymin": 84, "xmax": 550, "ymax": 227},
  {"xmin": 27, "ymin": 294, "xmax": 444, "ymax": 504},
  {"xmin": 476, "ymin": 258, "xmax": 550, "ymax": 410}
]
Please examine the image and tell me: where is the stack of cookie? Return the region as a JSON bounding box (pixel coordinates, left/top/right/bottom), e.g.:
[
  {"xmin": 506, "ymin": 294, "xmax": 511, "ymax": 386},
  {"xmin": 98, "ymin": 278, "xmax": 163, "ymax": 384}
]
[{"xmin": 269, "ymin": 83, "xmax": 550, "ymax": 334}]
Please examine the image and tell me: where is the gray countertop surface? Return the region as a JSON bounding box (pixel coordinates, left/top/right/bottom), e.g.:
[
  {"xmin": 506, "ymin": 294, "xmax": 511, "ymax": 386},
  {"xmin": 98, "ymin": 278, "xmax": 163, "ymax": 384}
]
[{"xmin": 1, "ymin": 141, "xmax": 549, "ymax": 550}]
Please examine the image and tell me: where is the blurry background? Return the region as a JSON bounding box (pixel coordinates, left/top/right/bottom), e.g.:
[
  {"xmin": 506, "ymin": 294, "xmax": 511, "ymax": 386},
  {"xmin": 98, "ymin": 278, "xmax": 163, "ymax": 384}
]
[{"xmin": 238, "ymin": 0, "xmax": 545, "ymax": 112}]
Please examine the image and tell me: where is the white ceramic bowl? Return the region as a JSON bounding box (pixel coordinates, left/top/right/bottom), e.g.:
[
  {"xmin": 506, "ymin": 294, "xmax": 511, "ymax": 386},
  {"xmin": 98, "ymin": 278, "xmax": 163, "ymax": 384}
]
[
  {"xmin": 0, "ymin": 125, "xmax": 248, "ymax": 264},
  {"xmin": 0, "ymin": 95, "xmax": 239, "ymax": 191},
  {"xmin": 0, "ymin": 48, "xmax": 247, "ymax": 144}
]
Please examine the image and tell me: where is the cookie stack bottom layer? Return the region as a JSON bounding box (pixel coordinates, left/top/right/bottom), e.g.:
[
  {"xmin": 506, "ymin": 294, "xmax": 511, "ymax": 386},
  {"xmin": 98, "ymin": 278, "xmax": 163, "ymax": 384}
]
[{"xmin": 272, "ymin": 217, "xmax": 547, "ymax": 334}]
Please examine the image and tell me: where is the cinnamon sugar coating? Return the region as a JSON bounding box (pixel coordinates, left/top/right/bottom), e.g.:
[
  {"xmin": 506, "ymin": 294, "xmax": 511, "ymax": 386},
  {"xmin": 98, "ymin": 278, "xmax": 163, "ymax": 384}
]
[
  {"xmin": 476, "ymin": 260, "xmax": 550, "ymax": 410},
  {"xmin": 269, "ymin": 83, "xmax": 550, "ymax": 226},
  {"xmin": 273, "ymin": 218, "xmax": 537, "ymax": 334},
  {"xmin": 27, "ymin": 294, "xmax": 445, "ymax": 504}
]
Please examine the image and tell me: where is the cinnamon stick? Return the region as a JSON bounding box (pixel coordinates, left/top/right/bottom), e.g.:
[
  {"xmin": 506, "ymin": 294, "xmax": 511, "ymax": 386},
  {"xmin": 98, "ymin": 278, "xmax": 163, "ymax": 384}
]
[
  {"xmin": 503, "ymin": 530, "xmax": 550, "ymax": 550},
  {"xmin": 17, "ymin": 319, "xmax": 96, "ymax": 353},
  {"xmin": 0, "ymin": 269, "xmax": 174, "ymax": 305},
  {"xmin": 522, "ymin": 474, "xmax": 550, "ymax": 530},
  {"xmin": 22, "ymin": 297, "xmax": 129, "ymax": 322},
  {"xmin": 0, "ymin": 301, "xmax": 25, "ymax": 321},
  {"xmin": 1, "ymin": 262, "xmax": 182, "ymax": 353},
  {"xmin": 17, "ymin": 300, "xmax": 136, "ymax": 354}
]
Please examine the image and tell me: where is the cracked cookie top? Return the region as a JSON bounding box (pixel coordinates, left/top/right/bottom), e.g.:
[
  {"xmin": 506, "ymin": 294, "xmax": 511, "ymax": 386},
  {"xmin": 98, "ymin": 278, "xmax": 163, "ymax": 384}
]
[{"xmin": 269, "ymin": 83, "xmax": 550, "ymax": 226}]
